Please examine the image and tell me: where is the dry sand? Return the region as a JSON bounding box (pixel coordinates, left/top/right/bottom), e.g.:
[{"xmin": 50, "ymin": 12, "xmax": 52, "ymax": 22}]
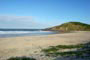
[{"xmin": 0, "ymin": 31, "xmax": 90, "ymax": 60}]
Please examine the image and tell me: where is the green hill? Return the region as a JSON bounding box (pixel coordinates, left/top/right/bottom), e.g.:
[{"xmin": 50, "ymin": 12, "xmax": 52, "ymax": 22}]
[{"xmin": 47, "ymin": 22, "xmax": 90, "ymax": 31}]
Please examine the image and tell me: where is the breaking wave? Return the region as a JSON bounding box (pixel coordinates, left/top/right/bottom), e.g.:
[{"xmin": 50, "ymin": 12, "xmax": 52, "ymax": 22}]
[{"xmin": 0, "ymin": 31, "xmax": 52, "ymax": 34}]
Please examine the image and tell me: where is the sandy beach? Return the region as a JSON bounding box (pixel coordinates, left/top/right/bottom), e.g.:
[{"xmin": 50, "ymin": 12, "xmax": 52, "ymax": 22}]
[{"xmin": 0, "ymin": 31, "xmax": 90, "ymax": 60}]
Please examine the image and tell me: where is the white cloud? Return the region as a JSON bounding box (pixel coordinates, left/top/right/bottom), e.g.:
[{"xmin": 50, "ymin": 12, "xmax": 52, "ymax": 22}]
[
  {"xmin": 0, "ymin": 16, "xmax": 33, "ymax": 21},
  {"xmin": 0, "ymin": 16, "xmax": 44, "ymax": 28}
]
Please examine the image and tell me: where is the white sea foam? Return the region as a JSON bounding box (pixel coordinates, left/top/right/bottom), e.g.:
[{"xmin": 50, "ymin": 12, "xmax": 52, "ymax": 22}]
[
  {"xmin": 0, "ymin": 31, "xmax": 52, "ymax": 34},
  {"xmin": 0, "ymin": 31, "xmax": 34, "ymax": 34}
]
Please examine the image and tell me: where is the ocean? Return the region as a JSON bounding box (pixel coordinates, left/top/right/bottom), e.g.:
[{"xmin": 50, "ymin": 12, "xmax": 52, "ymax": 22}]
[{"xmin": 0, "ymin": 29, "xmax": 57, "ymax": 38}]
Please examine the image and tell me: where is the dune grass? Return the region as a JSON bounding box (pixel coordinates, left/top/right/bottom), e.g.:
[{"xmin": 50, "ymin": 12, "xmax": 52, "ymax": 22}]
[
  {"xmin": 42, "ymin": 42, "xmax": 90, "ymax": 58},
  {"xmin": 42, "ymin": 44, "xmax": 84, "ymax": 54}
]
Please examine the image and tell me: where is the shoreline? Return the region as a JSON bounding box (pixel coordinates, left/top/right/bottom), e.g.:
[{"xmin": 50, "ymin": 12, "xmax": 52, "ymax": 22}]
[{"xmin": 0, "ymin": 31, "xmax": 90, "ymax": 60}]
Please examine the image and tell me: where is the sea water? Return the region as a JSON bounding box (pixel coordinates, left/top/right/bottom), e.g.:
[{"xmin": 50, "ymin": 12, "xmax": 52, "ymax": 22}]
[{"xmin": 0, "ymin": 29, "xmax": 57, "ymax": 38}]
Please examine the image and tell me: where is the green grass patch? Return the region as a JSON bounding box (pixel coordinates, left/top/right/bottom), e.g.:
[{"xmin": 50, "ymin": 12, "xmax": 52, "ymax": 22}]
[
  {"xmin": 42, "ymin": 44, "xmax": 84, "ymax": 54},
  {"xmin": 42, "ymin": 42, "xmax": 90, "ymax": 59},
  {"xmin": 46, "ymin": 49, "xmax": 90, "ymax": 57}
]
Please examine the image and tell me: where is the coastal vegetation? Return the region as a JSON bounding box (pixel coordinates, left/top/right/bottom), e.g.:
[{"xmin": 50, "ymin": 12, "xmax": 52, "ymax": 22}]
[
  {"xmin": 42, "ymin": 44, "xmax": 84, "ymax": 54},
  {"xmin": 42, "ymin": 42, "xmax": 90, "ymax": 59},
  {"xmin": 7, "ymin": 56, "xmax": 36, "ymax": 60},
  {"xmin": 46, "ymin": 22, "xmax": 90, "ymax": 31}
]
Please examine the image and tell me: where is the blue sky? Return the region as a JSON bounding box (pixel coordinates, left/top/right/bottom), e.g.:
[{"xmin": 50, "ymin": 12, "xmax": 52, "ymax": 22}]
[{"xmin": 0, "ymin": 0, "xmax": 90, "ymax": 29}]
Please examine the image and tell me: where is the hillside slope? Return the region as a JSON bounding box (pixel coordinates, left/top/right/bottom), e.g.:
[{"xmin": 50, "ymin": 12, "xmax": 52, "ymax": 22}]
[{"xmin": 47, "ymin": 22, "xmax": 90, "ymax": 31}]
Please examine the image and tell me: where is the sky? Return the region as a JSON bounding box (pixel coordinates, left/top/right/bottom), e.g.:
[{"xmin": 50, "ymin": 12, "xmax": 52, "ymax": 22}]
[{"xmin": 0, "ymin": 0, "xmax": 90, "ymax": 29}]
